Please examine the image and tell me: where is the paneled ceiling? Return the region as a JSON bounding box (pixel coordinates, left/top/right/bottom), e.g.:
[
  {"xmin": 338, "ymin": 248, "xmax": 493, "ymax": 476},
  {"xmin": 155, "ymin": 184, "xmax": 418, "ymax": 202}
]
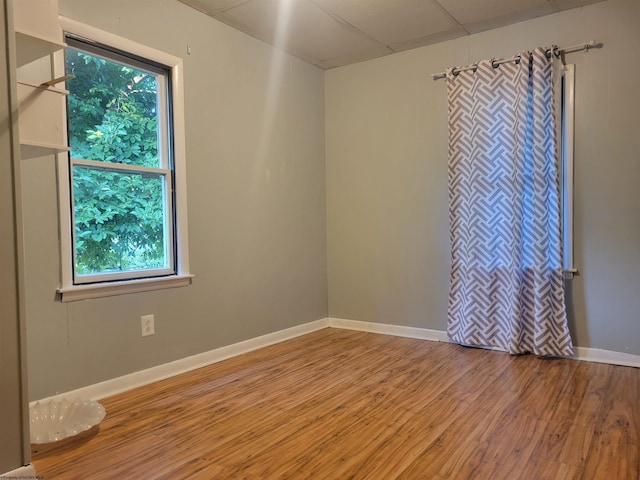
[{"xmin": 178, "ymin": 0, "xmax": 605, "ymax": 69}]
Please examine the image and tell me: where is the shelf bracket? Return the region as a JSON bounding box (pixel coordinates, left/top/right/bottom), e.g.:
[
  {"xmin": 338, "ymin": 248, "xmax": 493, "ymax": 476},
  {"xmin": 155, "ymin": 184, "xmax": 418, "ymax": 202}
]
[{"xmin": 41, "ymin": 74, "xmax": 74, "ymax": 87}]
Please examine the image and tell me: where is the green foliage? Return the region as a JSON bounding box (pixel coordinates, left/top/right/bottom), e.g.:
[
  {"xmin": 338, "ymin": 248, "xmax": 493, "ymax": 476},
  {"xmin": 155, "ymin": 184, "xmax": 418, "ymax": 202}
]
[{"xmin": 66, "ymin": 48, "xmax": 169, "ymax": 276}]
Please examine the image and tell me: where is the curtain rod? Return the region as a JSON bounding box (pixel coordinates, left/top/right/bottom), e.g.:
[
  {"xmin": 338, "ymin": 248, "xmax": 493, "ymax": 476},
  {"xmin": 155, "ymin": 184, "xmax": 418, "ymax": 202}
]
[{"xmin": 431, "ymin": 40, "xmax": 599, "ymax": 80}]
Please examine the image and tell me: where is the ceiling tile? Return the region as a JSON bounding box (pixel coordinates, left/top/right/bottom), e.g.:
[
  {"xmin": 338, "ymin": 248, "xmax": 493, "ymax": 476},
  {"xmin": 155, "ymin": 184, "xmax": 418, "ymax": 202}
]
[
  {"xmin": 317, "ymin": 46, "xmax": 397, "ymax": 69},
  {"xmin": 314, "ymin": 0, "xmax": 460, "ymax": 46},
  {"xmin": 178, "ymin": 0, "xmax": 250, "ymax": 16},
  {"xmin": 461, "ymin": 3, "xmax": 559, "ymax": 34},
  {"xmin": 554, "ymin": 0, "xmax": 607, "ymax": 10},
  {"xmin": 213, "ymin": 0, "xmax": 252, "ymax": 10},
  {"xmin": 224, "ymin": 0, "xmax": 389, "ymax": 62},
  {"xmin": 389, "ymin": 27, "xmax": 467, "ymax": 53},
  {"xmin": 436, "ymin": 0, "xmax": 557, "ymax": 25},
  {"xmin": 178, "ymin": 0, "xmax": 608, "ymax": 69}
]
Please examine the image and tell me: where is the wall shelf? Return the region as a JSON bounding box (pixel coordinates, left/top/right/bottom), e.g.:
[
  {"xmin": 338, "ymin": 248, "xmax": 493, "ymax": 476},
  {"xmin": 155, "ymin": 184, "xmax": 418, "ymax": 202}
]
[
  {"xmin": 16, "ymin": 81, "xmax": 68, "ymax": 158},
  {"xmin": 13, "ymin": 0, "xmax": 69, "ymax": 161},
  {"xmin": 20, "ymin": 141, "xmax": 70, "ymax": 161},
  {"xmin": 15, "ymin": 29, "xmax": 66, "ymax": 68}
]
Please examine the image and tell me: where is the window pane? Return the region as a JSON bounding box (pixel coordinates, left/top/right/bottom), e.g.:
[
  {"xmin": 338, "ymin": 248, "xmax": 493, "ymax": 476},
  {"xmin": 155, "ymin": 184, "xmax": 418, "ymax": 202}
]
[
  {"xmin": 72, "ymin": 165, "xmax": 169, "ymax": 277},
  {"xmin": 66, "ymin": 48, "xmax": 161, "ymax": 168}
]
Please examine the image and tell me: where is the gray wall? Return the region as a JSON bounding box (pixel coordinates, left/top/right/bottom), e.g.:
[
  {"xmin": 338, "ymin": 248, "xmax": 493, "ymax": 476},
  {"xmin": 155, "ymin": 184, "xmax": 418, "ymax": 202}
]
[
  {"xmin": 24, "ymin": 0, "xmax": 640, "ymax": 401},
  {"xmin": 326, "ymin": 0, "xmax": 640, "ymax": 355},
  {"xmin": 25, "ymin": 0, "xmax": 327, "ymax": 400}
]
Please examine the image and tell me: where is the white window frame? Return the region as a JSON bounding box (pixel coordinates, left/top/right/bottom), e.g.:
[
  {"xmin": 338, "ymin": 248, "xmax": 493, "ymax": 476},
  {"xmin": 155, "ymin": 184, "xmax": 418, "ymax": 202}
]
[
  {"xmin": 56, "ymin": 17, "xmax": 191, "ymax": 302},
  {"xmin": 561, "ymin": 64, "xmax": 576, "ymax": 279}
]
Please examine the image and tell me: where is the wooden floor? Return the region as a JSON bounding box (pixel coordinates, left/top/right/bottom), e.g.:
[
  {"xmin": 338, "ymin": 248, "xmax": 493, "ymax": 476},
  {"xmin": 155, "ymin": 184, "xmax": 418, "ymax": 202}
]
[{"xmin": 32, "ymin": 328, "xmax": 639, "ymax": 479}]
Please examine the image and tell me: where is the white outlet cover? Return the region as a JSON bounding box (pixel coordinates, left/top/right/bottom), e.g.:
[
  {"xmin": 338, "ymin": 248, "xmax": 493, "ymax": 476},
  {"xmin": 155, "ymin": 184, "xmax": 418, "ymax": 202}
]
[{"xmin": 141, "ymin": 315, "xmax": 154, "ymax": 336}]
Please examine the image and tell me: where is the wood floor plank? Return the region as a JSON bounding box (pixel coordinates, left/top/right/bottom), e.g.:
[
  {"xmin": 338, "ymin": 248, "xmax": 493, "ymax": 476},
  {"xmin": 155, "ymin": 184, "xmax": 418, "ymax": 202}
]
[{"xmin": 32, "ymin": 328, "xmax": 640, "ymax": 479}]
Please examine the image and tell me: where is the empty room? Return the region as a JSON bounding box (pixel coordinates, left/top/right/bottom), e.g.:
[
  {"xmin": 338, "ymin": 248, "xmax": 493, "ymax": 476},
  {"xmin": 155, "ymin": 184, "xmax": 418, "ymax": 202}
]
[{"xmin": 1, "ymin": 0, "xmax": 639, "ymax": 478}]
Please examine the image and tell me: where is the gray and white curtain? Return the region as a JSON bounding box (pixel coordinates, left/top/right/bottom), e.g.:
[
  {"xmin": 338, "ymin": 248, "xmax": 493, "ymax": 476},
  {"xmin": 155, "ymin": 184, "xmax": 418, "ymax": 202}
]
[{"xmin": 447, "ymin": 47, "xmax": 573, "ymax": 356}]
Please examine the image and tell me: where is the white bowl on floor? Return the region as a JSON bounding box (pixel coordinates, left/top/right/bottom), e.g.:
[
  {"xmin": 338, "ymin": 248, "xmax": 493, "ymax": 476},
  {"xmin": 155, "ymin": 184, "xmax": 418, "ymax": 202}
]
[{"xmin": 30, "ymin": 397, "xmax": 106, "ymax": 444}]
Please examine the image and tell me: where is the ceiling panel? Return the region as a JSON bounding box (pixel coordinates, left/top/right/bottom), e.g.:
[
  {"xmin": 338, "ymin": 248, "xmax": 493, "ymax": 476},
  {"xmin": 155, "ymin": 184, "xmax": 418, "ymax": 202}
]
[
  {"xmin": 554, "ymin": 0, "xmax": 606, "ymax": 9},
  {"xmin": 177, "ymin": 0, "xmax": 607, "ymax": 69},
  {"xmin": 435, "ymin": 0, "xmax": 557, "ymax": 24},
  {"xmin": 314, "ymin": 0, "xmax": 459, "ymax": 46},
  {"xmin": 178, "ymin": 0, "xmax": 248, "ymax": 16},
  {"xmin": 388, "ymin": 27, "xmax": 467, "ymax": 53},
  {"xmin": 223, "ymin": 0, "xmax": 389, "ymax": 62}
]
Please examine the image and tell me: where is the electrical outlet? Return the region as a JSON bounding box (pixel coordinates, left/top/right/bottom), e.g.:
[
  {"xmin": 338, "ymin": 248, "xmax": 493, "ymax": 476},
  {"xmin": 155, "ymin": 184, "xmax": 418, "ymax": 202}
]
[{"xmin": 141, "ymin": 315, "xmax": 155, "ymax": 337}]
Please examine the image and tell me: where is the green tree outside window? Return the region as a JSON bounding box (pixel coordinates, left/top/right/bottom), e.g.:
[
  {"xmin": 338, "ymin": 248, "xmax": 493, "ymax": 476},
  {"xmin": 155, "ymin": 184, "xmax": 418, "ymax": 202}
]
[{"xmin": 66, "ymin": 48, "xmax": 169, "ymax": 276}]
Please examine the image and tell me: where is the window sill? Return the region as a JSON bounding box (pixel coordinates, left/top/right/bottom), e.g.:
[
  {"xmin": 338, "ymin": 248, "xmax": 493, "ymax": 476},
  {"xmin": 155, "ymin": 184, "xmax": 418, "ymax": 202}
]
[{"xmin": 57, "ymin": 274, "xmax": 193, "ymax": 302}]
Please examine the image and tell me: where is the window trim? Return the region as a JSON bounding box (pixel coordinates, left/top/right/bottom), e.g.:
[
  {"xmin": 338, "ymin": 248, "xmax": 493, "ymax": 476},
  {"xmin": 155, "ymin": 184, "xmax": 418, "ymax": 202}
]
[
  {"xmin": 64, "ymin": 39, "xmax": 176, "ymax": 283},
  {"xmin": 56, "ymin": 17, "xmax": 191, "ymax": 302},
  {"xmin": 561, "ymin": 64, "xmax": 576, "ymax": 279},
  {"xmin": 69, "ymin": 160, "xmax": 176, "ymax": 283}
]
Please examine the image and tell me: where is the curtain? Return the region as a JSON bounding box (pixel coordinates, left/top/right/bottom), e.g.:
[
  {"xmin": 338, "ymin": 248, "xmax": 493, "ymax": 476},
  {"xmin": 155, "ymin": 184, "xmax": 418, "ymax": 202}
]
[{"xmin": 446, "ymin": 48, "xmax": 573, "ymax": 356}]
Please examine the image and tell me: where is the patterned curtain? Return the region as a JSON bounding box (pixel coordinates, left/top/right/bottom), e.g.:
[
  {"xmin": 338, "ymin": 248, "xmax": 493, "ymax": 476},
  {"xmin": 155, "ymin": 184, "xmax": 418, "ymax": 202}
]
[{"xmin": 446, "ymin": 48, "xmax": 573, "ymax": 356}]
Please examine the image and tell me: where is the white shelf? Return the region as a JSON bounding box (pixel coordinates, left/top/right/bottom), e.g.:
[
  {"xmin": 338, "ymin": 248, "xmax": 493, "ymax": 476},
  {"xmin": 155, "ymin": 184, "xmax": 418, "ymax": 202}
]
[
  {"xmin": 15, "ymin": 29, "xmax": 66, "ymax": 68},
  {"xmin": 20, "ymin": 141, "xmax": 70, "ymax": 160},
  {"xmin": 16, "ymin": 82, "xmax": 68, "ymax": 159},
  {"xmin": 13, "ymin": 0, "xmax": 69, "ymax": 161}
]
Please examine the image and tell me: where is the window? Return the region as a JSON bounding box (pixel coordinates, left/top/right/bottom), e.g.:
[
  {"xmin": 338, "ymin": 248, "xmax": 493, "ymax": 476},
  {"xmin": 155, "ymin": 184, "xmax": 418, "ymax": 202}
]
[{"xmin": 57, "ymin": 18, "xmax": 191, "ymax": 301}]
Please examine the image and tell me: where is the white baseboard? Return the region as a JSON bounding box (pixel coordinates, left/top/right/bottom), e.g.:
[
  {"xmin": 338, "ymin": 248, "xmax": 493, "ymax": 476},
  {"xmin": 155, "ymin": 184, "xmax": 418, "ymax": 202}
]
[
  {"xmin": 328, "ymin": 317, "xmax": 449, "ymax": 342},
  {"xmin": 35, "ymin": 318, "xmax": 329, "ymax": 404},
  {"xmin": 35, "ymin": 316, "xmax": 640, "ymax": 404},
  {"xmin": 572, "ymin": 346, "xmax": 640, "ymax": 368},
  {"xmin": 1, "ymin": 464, "xmax": 36, "ymax": 479},
  {"xmin": 328, "ymin": 317, "xmax": 640, "ymax": 368}
]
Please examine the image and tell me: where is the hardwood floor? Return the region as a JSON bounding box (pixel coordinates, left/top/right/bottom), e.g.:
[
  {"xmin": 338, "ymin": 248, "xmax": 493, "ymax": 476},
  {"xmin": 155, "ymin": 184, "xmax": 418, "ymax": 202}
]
[{"xmin": 32, "ymin": 328, "xmax": 640, "ymax": 479}]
